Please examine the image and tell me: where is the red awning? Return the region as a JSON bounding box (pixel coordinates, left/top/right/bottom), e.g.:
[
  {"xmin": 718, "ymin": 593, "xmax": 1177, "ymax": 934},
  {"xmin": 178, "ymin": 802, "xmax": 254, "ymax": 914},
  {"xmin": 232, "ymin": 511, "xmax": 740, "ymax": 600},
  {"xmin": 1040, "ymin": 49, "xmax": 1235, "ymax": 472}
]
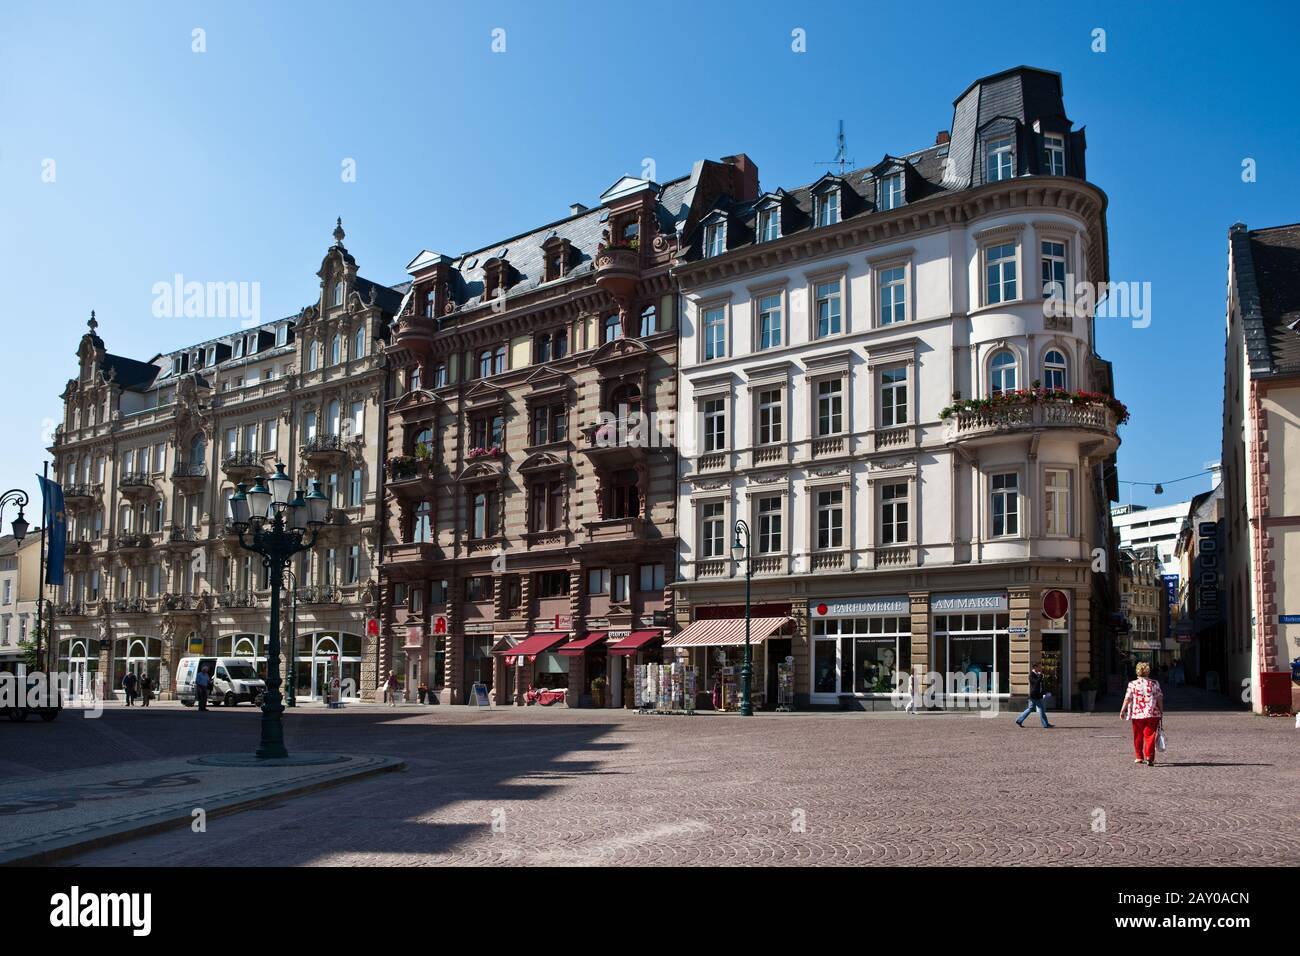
[
  {"xmin": 663, "ymin": 617, "xmax": 791, "ymax": 648},
  {"xmin": 607, "ymin": 630, "xmax": 662, "ymax": 656},
  {"xmin": 494, "ymin": 632, "xmax": 568, "ymax": 658},
  {"xmin": 558, "ymin": 632, "xmax": 607, "ymax": 656}
]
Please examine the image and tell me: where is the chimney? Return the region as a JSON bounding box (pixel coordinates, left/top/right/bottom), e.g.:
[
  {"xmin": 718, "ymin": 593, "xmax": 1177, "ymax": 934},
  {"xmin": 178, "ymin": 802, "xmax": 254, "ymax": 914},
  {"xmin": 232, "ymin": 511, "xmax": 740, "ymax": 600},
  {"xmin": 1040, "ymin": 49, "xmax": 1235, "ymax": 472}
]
[
  {"xmin": 720, "ymin": 153, "xmax": 759, "ymax": 203},
  {"xmin": 569, "ymin": 203, "xmax": 588, "ymax": 215},
  {"xmin": 935, "ymin": 130, "xmax": 951, "ymax": 145}
]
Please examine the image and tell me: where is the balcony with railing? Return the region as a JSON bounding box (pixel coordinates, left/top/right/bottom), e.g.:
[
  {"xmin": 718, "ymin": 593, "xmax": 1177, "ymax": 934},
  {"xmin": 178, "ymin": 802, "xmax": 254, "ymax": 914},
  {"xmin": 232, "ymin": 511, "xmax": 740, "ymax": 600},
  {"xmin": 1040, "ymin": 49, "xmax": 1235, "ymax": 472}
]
[
  {"xmin": 593, "ymin": 244, "xmax": 642, "ymax": 299},
  {"xmin": 113, "ymin": 597, "xmax": 152, "ymax": 615},
  {"xmin": 114, "ymin": 532, "xmax": 150, "ymax": 552},
  {"xmin": 386, "ymin": 456, "xmax": 438, "ymax": 497},
  {"xmin": 171, "ymin": 462, "xmax": 208, "ymax": 488},
  {"xmin": 164, "ymin": 526, "xmax": 202, "ymax": 551},
  {"xmin": 217, "ymin": 590, "xmax": 260, "ymax": 609},
  {"xmin": 300, "ymin": 434, "xmax": 349, "ymax": 466},
  {"xmin": 296, "ymin": 585, "xmax": 340, "ymax": 606},
  {"xmin": 221, "ymin": 449, "xmax": 264, "ymax": 482},
  {"xmin": 943, "ymin": 395, "xmax": 1122, "ymax": 451},
  {"xmin": 161, "ymin": 592, "xmax": 203, "ymax": 614},
  {"xmin": 63, "ymin": 483, "xmax": 102, "ymax": 506},
  {"xmin": 119, "ymin": 471, "xmax": 154, "ymax": 496}
]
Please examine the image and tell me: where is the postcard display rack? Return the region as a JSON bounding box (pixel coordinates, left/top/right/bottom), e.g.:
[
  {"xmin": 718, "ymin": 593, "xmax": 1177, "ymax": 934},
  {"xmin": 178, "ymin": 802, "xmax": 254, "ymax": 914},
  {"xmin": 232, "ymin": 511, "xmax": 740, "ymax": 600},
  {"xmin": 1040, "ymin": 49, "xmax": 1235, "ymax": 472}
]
[{"xmin": 635, "ymin": 662, "xmax": 697, "ymax": 714}]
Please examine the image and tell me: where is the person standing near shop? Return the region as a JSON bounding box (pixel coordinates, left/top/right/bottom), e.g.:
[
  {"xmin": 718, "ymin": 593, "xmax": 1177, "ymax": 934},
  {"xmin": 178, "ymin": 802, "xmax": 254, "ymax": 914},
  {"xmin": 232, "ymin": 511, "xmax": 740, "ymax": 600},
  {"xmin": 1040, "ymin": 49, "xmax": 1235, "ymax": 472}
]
[
  {"xmin": 195, "ymin": 665, "xmax": 211, "ymax": 712},
  {"xmin": 139, "ymin": 673, "xmax": 153, "ymax": 707},
  {"xmin": 121, "ymin": 671, "xmax": 138, "ymax": 707},
  {"xmin": 1120, "ymin": 661, "xmax": 1164, "ymax": 766},
  {"xmin": 1015, "ymin": 664, "xmax": 1054, "ymax": 728}
]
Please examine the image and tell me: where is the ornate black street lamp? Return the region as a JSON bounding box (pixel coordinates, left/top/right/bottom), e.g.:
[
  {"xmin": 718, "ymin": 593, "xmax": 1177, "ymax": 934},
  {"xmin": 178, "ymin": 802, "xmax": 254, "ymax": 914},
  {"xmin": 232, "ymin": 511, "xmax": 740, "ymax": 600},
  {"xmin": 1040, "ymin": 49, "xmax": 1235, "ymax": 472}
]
[
  {"xmin": 731, "ymin": 519, "xmax": 754, "ymax": 717},
  {"xmin": 228, "ymin": 464, "xmax": 327, "ymax": 759},
  {"xmin": 0, "ymin": 489, "xmax": 31, "ymax": 544}
]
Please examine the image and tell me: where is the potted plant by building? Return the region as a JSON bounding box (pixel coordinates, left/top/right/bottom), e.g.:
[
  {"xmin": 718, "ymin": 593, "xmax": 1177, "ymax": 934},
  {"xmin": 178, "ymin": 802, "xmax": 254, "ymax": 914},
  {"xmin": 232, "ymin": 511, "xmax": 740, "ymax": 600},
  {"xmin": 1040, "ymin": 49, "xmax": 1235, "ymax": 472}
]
[
  {"xmin": 1079, "ymin": 676, "xmax": 1097, "ymax": 712},
  {"xmin": 591, "ymin": 676, "xmax": 607, "ymax": 709}
]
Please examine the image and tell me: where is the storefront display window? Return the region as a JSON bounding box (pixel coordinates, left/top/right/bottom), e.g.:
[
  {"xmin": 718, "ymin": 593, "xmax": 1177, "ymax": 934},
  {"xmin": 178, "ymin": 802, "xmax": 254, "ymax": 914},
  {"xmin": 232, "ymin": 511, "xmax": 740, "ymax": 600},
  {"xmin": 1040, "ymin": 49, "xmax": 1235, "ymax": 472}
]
[
  {"xmin": 532, "ymin": 651, "xmax": 570, "ymax": 690},
  {"xmin": 811, "ymin": 616, "xmax": 910, "ymax": 696},
  {"xmin": 933, "ymin": 613, "xmax": 1010, "ymax": 697}
]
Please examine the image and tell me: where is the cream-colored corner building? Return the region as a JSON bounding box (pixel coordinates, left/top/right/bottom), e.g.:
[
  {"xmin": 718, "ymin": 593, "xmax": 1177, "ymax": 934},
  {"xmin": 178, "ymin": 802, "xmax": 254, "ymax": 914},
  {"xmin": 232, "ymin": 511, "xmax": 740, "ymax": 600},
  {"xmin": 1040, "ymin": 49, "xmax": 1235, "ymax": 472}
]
[
  {"xmin": 48, "ymin": 224, "xmax": 403, "ymax": 700},
  {"xmin": 1222, "ymin": 221, "xmax": 1300, "ymax": 712}
]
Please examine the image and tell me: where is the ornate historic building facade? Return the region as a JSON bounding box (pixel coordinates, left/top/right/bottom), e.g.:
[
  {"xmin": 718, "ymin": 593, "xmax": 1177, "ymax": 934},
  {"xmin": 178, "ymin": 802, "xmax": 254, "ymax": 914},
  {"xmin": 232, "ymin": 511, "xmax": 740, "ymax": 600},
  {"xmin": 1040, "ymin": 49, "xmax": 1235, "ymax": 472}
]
[
  {"xmin": 379, "ymin": 159, "xmax": 755, "ymax": 705},
  {"xmin": 671, "ymin": 67, "xmax": 1123, "ymax": 709},
  {"xmin": 49, "ymin": 224, "xmax": 402, "ymax": 700}
]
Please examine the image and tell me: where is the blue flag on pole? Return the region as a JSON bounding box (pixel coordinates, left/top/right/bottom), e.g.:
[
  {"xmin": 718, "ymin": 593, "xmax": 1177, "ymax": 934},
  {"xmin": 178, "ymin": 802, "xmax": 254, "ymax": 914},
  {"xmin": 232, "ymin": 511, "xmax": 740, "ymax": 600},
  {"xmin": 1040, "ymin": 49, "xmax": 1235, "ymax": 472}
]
[{"xmin": 37, "ymin": 475, "xmax": 66, "ymax": 586}]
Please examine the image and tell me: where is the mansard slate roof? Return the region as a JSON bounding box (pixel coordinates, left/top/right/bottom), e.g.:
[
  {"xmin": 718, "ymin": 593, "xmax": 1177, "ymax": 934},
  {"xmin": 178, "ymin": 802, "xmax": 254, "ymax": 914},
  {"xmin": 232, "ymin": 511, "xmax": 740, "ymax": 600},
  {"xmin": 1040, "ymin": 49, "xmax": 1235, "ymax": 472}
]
[
  {"xmin": 438, "ymin": 175, "xmax": 695, "ymax": 314},
  {"xmin": 101, "ymin": 352, "xmax": 163, "ymax": 391},
  {"xmin": 686, "ymin": 65, "xmax": 1084, "ymax": 259},
  {"xmin": 1231, "ymin": 221, "xmax": 1300, "ymax": 377}
]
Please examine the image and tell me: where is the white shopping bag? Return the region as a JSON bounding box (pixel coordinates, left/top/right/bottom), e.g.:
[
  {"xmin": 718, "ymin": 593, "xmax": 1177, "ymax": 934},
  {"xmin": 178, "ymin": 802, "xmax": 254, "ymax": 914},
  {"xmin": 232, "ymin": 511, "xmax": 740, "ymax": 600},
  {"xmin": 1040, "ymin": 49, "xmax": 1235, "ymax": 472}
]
[{"xmin": 1156, "ymin": 722, "xmax": 1167, "ymax": 752}]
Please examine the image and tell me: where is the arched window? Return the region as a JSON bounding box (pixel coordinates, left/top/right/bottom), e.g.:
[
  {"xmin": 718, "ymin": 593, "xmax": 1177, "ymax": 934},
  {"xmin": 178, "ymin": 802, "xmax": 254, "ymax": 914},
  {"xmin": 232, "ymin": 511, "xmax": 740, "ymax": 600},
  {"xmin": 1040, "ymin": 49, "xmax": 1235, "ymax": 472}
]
[
  {"xmin": 304, "ymin": 410, "xmax": 318, "ymax": 441},
  {"xmin": 603, "ymin": 313, "xmax": 622, "ymax": 343},
  {"xmin": 1043, "ymin": 349, "xmax": 1068, "ymax": 391},
  {"xmin": 330, "ymin": 334, "xmax": 341, "ymax": 366},
  {"xmin": 412, "ymin": 427, "xmax": 433, "ymax": 456},
  {"xmin": 188, "ymin": 435, "xmax": 205, "ymax": 466},
  {"xmin": 352, "ymin": 325, "xmax": 365, "ymax": 360},
  {"xmin": 609, "ymin": 383, "xmax": 642, "ymax": 418},
  {"xmin": 639, "ymin": 304, "xmax": 657, "ymax": 337},
  {"xmin": 990, "ymin": 350, "xmax": 1018, "ymax": 395},
  {"xmin": 333, "ymin": 281, "xmax": 345, "ymax": 307},
  {"xmin": 326, "ymin": 399, "xmax": 341, "ymax": 436},
  {"xmin": 413, "ymin": 501, "xmax": 433, "ymax": 543},
  {"xmin": 478, "ymin": 350, "xmax": 493, "ymax": 378}
]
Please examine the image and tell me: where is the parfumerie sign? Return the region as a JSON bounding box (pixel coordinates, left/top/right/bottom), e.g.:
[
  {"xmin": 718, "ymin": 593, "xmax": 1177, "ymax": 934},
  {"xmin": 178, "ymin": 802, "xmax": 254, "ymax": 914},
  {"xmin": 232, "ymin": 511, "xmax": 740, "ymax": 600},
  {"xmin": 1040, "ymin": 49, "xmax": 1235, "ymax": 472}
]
[
  {"xmin": 815, "ymin": 597, "xmax": 908, "ymax": 617},
  {"xmin": 931, "ymin": 592, "xmax": 1009, "ymax": 613}
]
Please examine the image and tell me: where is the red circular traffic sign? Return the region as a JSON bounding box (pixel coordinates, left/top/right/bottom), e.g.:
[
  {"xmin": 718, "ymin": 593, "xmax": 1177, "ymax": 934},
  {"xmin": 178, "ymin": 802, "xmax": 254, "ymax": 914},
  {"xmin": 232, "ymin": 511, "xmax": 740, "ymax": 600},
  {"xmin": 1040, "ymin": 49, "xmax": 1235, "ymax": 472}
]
[{"xmin": 1043, "ymin": 589, "xmax": 1070, "ymax": 620}]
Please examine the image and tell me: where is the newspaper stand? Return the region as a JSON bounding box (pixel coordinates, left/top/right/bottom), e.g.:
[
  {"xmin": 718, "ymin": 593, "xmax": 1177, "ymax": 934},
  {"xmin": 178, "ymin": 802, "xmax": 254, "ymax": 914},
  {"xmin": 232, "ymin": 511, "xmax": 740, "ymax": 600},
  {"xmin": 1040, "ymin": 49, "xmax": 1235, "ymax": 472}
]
[{"xmin": 775, "ymin": 657, "xmax": 795, "ymax": 712}]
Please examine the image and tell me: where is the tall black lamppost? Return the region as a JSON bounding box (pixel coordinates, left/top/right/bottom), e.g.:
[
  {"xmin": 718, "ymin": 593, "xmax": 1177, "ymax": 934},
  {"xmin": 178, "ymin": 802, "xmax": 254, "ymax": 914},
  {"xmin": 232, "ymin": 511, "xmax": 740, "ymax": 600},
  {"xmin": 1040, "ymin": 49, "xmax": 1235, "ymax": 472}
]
[
  {"xmin": 228, "ymin": 464, "xmax": 327, "ymax": 759},
  {"xmin": 731, "ymin": 519, "xmax": 754, "ymax": 717},
  {"xmin": 284, "ymin": 567, "xmax": 300, "ymax": 708}
]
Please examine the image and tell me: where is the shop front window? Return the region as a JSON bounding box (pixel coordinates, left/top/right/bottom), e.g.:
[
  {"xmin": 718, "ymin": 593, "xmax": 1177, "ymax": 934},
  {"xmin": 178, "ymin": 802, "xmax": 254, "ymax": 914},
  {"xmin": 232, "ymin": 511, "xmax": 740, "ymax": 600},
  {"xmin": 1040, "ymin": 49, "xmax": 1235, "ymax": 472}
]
[
  {"xmin": 812, "ymin": 617, "xmax": 910, "ymax": 696},
  {"xmin": 932, "ymin": 614, "xmax": 1010, "ymax": 698}
]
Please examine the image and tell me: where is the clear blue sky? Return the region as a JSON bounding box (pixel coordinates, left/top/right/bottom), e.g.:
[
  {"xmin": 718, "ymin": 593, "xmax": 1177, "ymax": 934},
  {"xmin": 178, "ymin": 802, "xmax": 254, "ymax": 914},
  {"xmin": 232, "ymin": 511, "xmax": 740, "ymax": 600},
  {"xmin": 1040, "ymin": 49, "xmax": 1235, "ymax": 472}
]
[{"xmin": 2, "ymin": 0, "xmax": 1297, "ymax": 522}]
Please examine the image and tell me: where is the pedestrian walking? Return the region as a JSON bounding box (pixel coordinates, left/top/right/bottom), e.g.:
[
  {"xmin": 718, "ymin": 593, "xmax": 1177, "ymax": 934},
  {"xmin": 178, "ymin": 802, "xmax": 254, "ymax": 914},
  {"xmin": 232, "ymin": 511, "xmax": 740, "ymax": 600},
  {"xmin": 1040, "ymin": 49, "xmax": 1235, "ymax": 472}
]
[
  {"xmin": 121, "ymin": 671, "xmax": 138, "ymax": 707},
  {"xmin": 1120, "ymin": 661, "xmax": 1164, "ymax": 766},
  {"xmin": 384, "ymin": 671, "xmax": 398, "ymax": 707},
  {"xmin": 139, "ymin": 674, "xmax": 153, "ymax": 707},
  {"xmin": 905, "ymin": 669, "xmax": 919, "ymax": 714},
  {"xmin": 195, "ymin": 665, "xmax": 211, "ymax": 712},
  {"xmin": 1016, "ymin": 664, "xmax": 1054, "ymax": 728}
]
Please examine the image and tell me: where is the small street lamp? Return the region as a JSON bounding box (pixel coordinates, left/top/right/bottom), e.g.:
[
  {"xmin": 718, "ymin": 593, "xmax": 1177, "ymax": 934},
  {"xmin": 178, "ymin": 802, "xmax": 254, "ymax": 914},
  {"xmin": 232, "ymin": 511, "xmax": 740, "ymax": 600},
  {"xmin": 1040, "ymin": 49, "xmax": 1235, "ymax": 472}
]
[
  {"xmin": 0, "ymin": 489, "xmax": 31, "ymax": 544},
  {"xmin": 228, "ymin": 464, "xmax": 327, "ymax": 759},
  {"xmin": 731, "ymin": 519, "xmax": 753, "ymax": 717}
]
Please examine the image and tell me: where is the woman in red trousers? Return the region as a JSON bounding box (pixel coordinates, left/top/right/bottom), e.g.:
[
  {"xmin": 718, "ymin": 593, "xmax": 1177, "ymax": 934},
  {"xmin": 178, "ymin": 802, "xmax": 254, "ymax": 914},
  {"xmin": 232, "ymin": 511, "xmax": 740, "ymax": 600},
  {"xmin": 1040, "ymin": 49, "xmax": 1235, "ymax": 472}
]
[{"xmin": 1119, "ymin": 661, "xmax": 1164, "ymax": 766}]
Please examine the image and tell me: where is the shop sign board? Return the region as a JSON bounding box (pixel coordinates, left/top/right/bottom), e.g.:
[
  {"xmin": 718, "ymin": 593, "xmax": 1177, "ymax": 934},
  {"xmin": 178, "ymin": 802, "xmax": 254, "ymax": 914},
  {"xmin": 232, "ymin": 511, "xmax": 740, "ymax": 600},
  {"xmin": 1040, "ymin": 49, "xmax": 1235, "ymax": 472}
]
[
  {"xmin": 931, "ymin": 592, "xmax": 1009, "ymax": 613},
  {"xmin": 1280, "ymin": 615, "xmax": 1300, "ymax": 624},
  {"xmin": 814, "ymin": 597, "xmax": 908, "ymax": 617},
  {"xmin": 404, "ymin": 625, "xmax": 424, "ymax": 650},
  {"xmin": 1042, "ymin": 589, "xmax": 1069, "ymax": 621},
  {"xmin": 431, "ymin": 614, "xmax": 448, "ymax": 635},
  {"xmin": 470, "ymin": 682, "xmax": 491, "ymax": 707}
]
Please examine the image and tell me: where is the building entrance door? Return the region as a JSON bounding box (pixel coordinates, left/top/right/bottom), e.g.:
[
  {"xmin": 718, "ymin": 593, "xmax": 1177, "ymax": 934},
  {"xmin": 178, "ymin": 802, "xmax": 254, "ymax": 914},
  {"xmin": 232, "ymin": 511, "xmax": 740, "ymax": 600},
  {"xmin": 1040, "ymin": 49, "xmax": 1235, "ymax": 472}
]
[{"xmin": 1040, "ymin": 632, "xmax": 1070, "ymax": 710}]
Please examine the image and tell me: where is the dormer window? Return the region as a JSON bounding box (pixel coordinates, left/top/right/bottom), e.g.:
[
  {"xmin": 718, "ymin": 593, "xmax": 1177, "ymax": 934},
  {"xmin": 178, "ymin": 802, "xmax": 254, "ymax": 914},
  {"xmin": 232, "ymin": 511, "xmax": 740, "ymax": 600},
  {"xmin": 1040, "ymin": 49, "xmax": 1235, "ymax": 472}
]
[
  {"xmin": 880, "ymin": 173, "xmax": 904, "ymax": 211},
  {"xmin": 986, "ymin": 136, "xmax": 1015, "ymax": 182},
  {"xmin": 1042, "ymin": 133, "xmax": 1066, "ymax": 176},
  {"xmin": 621, "ymin": 220, "xmax": 639, "ymax": 244},
  {"xmin": 542, "ymin": 237, "xmax": 571, "ymax": 282},
  {"xmin": 333, "ymin": 281, "xmax": 345, "ymax": 307},
  {"xmin": 232, "ymin": 338, "xmax": 244, "ymax": 359},
  {"xmin": 704, "ymin": 222, "xmax": 726, "ymax": 258},
  {"xmin": 815, "ymin": 189, "xmax": 840, "ymax": 227},
  {"xmin": 423, "ymin": 287, "xmax": 436, "ymax": 317},
  {"xmin": 274, "ymin": 327, "xmax": 287, "ymax": 348},
  {"xmin": 483, "ymin": 258, "xmax": 512, "ymax": 301},
  {"xmin": 758, "ymin": 207, "xmax": 780, "ymax": 242}
]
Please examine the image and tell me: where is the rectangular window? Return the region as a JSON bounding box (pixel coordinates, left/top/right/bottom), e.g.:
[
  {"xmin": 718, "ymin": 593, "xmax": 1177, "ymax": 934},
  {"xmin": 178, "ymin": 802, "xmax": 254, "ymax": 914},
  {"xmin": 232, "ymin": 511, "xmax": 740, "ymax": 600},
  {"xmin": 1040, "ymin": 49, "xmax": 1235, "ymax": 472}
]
[
  {"xmin": 243, "ymin": 423, "xmax": 257, "ymax": 452},
  {"xmin": 985, "ymin": 243, "xmax": 1018, "ymax": 304},
  {"xmin": 587, "ymin": 568, "xmax": 610, "ymax": 595},
  {"xmin": 703, "ymin": 399, "xmax": 726, "ymax": 452},
  {"xmin": 986, "ymin": 136, "xmax": 1015, "ymax": 181},
  {"xmin": 880, "ymin": 173, "xmax": 904, "ymax": 210},
  {"xmin": 611, "ymin": 573, "xmax": 630, "ymax": 603},
  {"xmin": 263, "ymin": 419, "xmax": 278, "ymax": 452},
  {"xmin": 465, "ymin": 576, "xmax": 492, "ymax": 603},
  {"xmin": 991, "ymin": 473, "xmax": 1020, "ymax": 537},
  {"xmin": 1041, "ymin": 240, "xmax": 1068, "ymax": 300},
  {"xmin": 816, "ymin": 190, "xmax": 840, "ymax": 227},
  {"xmin": 757, "ymin": 496, "xmax": 782, "ymax": 554},
  {"xmin": 532, "ymin": 404, "xmax": 566, "ymax": 445},
  {"xmin": 638, "ymin": 563, "xmax": 665, "ymax": 592},
  {"xmin": 1043, "ymin": 133, "xmax": 1065, "ymax": 176},
  {"xmin": 471, "ymin": 490, "xmax": 498, "ymax": 539},
  {"xmin": 879, "ymin": 266, "xmax": 906, "ymax": 325},
  {"xmin": 758, "ymin": 207, "xmax": 780, "ymax": 242},
  {"xmin": 471, "ymin": 414, "xmax": 505, "ymax": 450},
  {"xmin": 346, "ymin": 545, "xmax": 360, "ymax": 584},
  {"xmin": 880, "ymin": 366, "xmax": 908, "ymax": 427},
  {"xmin": 704, "ymin": 223, "xmax": 726, "ymax": 257},
  {"xmin": 880, "ymin": 482, "xmax": 909, "ymax": 544},
  {"xmin": 348, "ymin": 468, "xmax": 363, "ymax": 507},
  {"xmin": 814, "ymin": 279, "xmax": 842, "ymax": 337},
  {"xmin": 816, "ymin": 489, "xmax": 844, "ymax": 550},
  {"xmin": 536, "ymin": 571, "xmax": 569, "ymax": 599},
  {"xmin": 816, "ymin": 379, "xmax": 843, "ymax": 436},
  {"xmin": 702, "ymin": 305, "xmax": 726, "ymax": 360},
  {"xmin": 1045, "ymin": 469, "xmax": 1070, "ymax": 536},
  {"xmin": 757, "ymin": 389, "xmax": 783, "ymax": 445},
  {"xmin": 756, "ymin": 293, "xmax": 783, "ymax": 350},
  {"xmin": 700, "ymin": 502, "xmax": 725, "ymax": 559}
]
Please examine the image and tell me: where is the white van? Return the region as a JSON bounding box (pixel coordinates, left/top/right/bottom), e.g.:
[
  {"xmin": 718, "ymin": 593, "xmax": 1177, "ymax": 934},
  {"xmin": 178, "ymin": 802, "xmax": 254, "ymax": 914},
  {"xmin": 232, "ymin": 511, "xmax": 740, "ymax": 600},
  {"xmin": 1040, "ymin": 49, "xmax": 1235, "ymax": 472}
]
[{"xmin": 176, "ymin": 656, "xmax": 266, "ymax": 707}]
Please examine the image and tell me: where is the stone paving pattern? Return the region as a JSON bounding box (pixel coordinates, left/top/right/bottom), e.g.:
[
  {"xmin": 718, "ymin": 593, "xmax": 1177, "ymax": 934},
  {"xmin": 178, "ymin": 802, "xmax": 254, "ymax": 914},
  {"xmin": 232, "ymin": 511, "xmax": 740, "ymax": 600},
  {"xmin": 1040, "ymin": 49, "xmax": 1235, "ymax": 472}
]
[{"xmin": 5, "ymin": 688, "xmax": 1296, "ymax": 866}]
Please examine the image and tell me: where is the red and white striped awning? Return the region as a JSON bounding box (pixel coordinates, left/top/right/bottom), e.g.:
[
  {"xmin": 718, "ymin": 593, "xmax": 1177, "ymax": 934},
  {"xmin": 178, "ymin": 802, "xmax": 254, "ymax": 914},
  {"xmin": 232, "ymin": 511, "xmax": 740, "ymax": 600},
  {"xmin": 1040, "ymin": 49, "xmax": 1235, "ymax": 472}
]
[{"xmin": 663, "ymin": 617, "xmax": 792, "ymax": 648}]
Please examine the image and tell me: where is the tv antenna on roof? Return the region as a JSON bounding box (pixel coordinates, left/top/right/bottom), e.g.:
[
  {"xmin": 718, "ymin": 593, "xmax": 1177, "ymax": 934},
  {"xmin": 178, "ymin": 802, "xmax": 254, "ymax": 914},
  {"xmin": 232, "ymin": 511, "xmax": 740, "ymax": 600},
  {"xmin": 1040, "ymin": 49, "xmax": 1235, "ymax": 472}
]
[{"xmin": 816, "ymin": 120, "xmax": 855, "ymax": 176}]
